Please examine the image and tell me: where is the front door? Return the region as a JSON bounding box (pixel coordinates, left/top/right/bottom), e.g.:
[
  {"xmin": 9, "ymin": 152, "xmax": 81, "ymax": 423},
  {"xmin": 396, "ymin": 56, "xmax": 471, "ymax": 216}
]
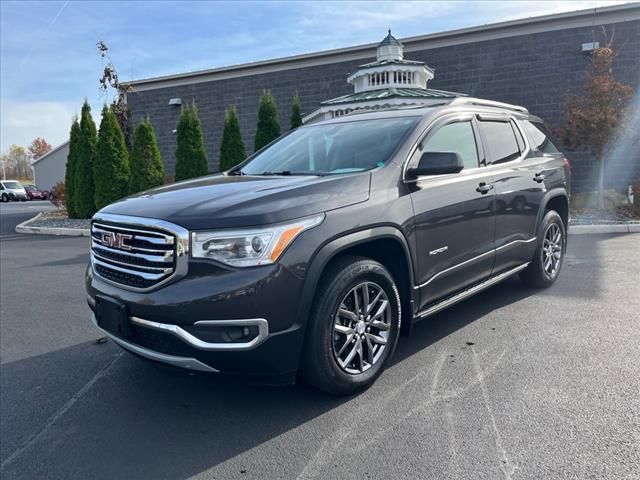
[{"xmin": 408, "ymin": 115, "xmax": 496, "ymax": 313}]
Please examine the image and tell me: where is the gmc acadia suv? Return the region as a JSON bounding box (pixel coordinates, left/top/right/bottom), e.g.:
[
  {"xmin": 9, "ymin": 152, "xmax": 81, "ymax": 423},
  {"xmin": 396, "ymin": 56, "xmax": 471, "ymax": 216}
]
[{"xmin": 86, "ymin": 98, "xmax": 570, "ymax": 395}]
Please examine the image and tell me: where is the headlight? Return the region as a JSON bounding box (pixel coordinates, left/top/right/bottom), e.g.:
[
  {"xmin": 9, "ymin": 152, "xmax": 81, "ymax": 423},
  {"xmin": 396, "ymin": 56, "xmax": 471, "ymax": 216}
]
[{"xmin": 191, "ymin": 213, "xmax": 324, "ymax": 267}]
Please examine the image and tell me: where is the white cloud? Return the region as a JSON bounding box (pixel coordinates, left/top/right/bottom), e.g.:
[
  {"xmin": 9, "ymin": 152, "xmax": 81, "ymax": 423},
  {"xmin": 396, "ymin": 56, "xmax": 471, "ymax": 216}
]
[{"xmin": 1, "ymin": 101, "xmax": 77, "ymax": 153}]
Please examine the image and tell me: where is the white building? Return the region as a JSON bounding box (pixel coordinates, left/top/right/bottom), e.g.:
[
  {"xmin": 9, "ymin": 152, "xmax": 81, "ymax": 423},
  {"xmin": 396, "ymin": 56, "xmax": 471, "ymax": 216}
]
[
  {"xmin": 303, "ymin": 30, "xmax": 465, "ymax": 123},
  {"xmin": 31, "ymin": 141, "xmax": 69, "ymax": 191}
]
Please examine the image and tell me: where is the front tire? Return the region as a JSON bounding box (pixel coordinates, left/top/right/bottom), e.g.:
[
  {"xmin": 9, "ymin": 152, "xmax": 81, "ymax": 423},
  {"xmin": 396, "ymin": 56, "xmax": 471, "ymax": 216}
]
[
  {"xmin": 0, "ymin": 194, "xmax": 7, "ymax": 202},
  {"xmin": 520, "ymin": 210, "xmax": 566, "ymax": 288},
  {"xmin": 301, "ymin": 256, "xmax": 401, "ymax": 395}
]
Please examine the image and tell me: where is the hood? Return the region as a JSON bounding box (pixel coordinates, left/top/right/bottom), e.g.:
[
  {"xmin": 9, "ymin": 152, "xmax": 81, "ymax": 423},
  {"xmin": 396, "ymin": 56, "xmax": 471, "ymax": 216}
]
[{"xmin": 99, "ymin": 173, "xmax": 371, "ymax": 230}]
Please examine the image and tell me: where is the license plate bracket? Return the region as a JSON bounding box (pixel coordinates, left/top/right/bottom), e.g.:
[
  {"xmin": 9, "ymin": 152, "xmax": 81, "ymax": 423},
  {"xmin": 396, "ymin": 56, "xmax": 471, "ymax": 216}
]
[{"xmin": 95, "ymin": 296, "xmax": 131, "ymax": 338}]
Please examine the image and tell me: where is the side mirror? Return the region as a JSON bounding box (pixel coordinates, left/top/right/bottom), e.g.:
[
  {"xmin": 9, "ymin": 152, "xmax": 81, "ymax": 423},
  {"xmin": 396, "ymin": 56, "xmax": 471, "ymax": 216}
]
[{"xmin": 407, "ymin": 151, "xmax": 464, "ymax": 178}]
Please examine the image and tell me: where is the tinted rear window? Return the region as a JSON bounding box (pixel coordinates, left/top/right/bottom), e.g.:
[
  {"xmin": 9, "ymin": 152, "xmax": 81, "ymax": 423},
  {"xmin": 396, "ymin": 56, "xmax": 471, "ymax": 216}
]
[
  {"xmin": 521, "ymin": 120, "xmax": 560, "ymax": 154},
  {"xmin": 479, "ymin": 121, "xmax": 521, "ymax": 164}
]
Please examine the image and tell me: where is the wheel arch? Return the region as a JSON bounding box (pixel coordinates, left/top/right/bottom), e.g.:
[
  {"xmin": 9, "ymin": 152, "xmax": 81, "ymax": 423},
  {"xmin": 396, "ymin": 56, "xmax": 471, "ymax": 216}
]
[
  {"xmin": 296, "ymin": 226, "xmax": 417, "ymax": 338},
  {"xmin": 537, "ymin": 189, "xmax": 569, "ymax": 233}
]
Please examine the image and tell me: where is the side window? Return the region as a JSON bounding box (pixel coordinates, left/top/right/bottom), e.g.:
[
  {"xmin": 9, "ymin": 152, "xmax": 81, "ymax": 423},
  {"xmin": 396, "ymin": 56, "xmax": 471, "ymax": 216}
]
[
  {"xmin": 521, "ymin": 120, "xmax": 560, "ymax": 154},
  {"xmin": 512, "ymin": 121, "xmax": 526, "ymax": 152},
  {"xmin": 420, "ymin": 121, "xmax": 479, "ymax": 170},
  {"xmin": 479, "ymin": 120, "xmax": 521, "ymax": 164}
]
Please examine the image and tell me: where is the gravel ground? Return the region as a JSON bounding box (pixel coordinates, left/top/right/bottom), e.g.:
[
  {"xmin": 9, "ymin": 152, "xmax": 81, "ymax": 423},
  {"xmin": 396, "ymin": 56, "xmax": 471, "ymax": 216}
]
[
  {"xmin": 569, "ymin": 207, "xmax": 640, "ymax": 225},
  {"xmin": 25, "ymin": 211, "xmax": 90, "ymax": 230}
]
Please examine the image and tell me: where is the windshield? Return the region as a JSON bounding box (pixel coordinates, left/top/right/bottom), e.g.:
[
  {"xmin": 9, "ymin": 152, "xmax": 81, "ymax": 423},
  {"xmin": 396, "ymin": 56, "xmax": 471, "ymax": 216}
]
[
  {"xmin": 240, "ymin": 117, "xmax": 417, "ymax": 176},
  {"xmin": 24, "ymin": 185, "xmax": 36, "ymax": 191},
  {"xmin": 3, "ymin": 181, "xmax": 23, "ymax": 189}
]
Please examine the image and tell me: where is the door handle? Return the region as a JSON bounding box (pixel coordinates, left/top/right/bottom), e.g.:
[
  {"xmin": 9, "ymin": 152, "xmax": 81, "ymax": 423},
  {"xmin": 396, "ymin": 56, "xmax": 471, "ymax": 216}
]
[
  {"xmin": 476, "ymin": 182, "xmax": 494, "ymax": 194},
  {"xmin": 534, "ymin": 172, "xmax": 545, "ymax": 183}
]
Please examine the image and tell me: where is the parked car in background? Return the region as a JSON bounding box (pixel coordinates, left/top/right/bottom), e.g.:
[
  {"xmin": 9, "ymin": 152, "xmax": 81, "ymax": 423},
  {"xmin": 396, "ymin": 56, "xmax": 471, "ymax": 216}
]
[
  {"xmin": 86, "ymin": 98, "xmax": 570, "ymax": 395},
  {"xmin": 0, "ymin": 180, "xmax": 28, "ymax": 202},
  {"xmin": 24, "ymin": 184, "xmax": 50, "ymax": 200}
]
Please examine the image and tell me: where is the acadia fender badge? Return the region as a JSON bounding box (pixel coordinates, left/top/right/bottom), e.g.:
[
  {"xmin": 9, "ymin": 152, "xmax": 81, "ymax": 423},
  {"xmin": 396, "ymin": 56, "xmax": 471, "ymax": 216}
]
[{"xmin": 429, "ymin": 246, "xmax": 448, "ymax": 256}]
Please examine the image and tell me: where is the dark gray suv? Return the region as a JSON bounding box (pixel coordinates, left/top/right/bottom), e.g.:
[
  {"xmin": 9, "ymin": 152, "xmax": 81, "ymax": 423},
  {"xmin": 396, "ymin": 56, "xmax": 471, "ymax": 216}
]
[{"xmin": 86, "ymin": 98, "xmax": 570, "ymax": 395}]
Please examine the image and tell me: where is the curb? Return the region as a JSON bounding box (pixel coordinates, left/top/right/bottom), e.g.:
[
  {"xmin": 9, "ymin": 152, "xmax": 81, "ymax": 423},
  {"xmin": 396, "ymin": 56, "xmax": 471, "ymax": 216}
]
[
  {"xmin": 569, "ymin": 224, "xmax": 640, "ymax": 234},
  {"xmin": 15, "ymin": 213, "xmax": 91, "ymax": 237},
  {"xmin": 14, "ymin": 213, "xmax": 640, "ymax": 237}
]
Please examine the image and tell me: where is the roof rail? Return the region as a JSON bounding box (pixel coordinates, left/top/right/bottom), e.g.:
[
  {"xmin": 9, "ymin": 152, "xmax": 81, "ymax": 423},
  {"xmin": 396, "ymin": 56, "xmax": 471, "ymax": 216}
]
[{"xmin": 448, "ymin": 97, "xmax": 528, "ymax": 114}]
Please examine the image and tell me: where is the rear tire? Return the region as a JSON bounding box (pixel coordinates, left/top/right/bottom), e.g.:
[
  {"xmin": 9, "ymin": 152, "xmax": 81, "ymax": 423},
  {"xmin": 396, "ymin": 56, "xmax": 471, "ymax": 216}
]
[
  {"xmin": 301, "ymin": 256, "xmax": 401, "ymax": 395},
  {"xmin": 520, "ymin": 210, "xmax": 566, "ymax": 288}
]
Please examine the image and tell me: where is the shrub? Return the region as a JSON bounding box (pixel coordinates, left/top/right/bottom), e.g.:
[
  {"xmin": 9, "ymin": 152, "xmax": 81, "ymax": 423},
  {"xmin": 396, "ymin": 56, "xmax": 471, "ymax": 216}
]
[
  {"xmin": 254, "ymin": 90, "xmax": 281, "ymax": 151},
  {"xmin": 94, "ymin": 106, "xmax": 131, "ymax": 210},
  {"xmin": 219, "ymin": 105, "xmax": 246, "ymax": 171},
  {"xmin": 75, "ymin": 101, "xmax": 98, "ymax": 218},
  {"xmin": 130, "ymin": 119, "xmax": 164, "ymax": 193},
  {"xmin": 175, "ymin": 102, "xmax": 208, "ymax": 181},
  {"xmin": 50, "ymin": 181, "xmax": 66, "ymax": 209},
  {"xmin": 290, "ymin": 91, "xmax": 302, "ymax": 130},
  {"xmin": 65, "ymin": 119, "xmax": 80, "ymax": 217}
]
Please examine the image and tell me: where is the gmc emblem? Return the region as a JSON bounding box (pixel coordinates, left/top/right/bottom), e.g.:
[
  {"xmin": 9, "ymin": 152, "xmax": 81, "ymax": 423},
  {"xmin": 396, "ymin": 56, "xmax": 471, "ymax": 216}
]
[{"xmin": 102, "ymin": 231, "xmax": 132, "ymax": 250}]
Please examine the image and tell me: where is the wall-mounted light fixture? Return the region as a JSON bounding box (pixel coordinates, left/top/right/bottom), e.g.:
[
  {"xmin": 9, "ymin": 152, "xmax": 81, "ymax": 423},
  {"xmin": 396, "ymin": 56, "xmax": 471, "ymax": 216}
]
[
  {"xmin": 581, "ymin": 42, "xmax": 600, "ymax": 54},
  {"xmin": 168, "ymin": 97, "xmax": 182, "ymax": 106}
]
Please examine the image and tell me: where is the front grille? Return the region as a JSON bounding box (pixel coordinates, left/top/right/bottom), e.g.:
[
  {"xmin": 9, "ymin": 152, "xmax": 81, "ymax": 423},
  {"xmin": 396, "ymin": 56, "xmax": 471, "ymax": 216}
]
[{"xmin": 91, "ymin": 220, "xmax": 177, "ymax": 290}]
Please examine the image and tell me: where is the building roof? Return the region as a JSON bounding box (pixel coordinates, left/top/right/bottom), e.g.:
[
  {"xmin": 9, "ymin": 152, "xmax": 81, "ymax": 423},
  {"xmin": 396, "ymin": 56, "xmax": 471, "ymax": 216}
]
[
  {"xmin": 377, "ymin": 29, "xmax": 403, "ymax": 48},
  {"xmin": 30, "ymin": 140, "xmax": 69, "ymax": 166},
  {"xmin": 321, "ymin": 87, "xmax": 466, "ymax": 106},
  {"xmin": 121, "ymin": 4, "xmax": 640, "ymax": 92},
  {"xmin": 357, "ymin": 58, "xmax": 431, "ymax": 70}
]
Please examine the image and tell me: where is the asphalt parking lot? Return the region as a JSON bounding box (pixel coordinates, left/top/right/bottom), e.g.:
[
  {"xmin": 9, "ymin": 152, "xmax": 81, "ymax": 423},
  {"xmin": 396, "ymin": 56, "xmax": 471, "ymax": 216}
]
[{"xmin": 1, "ymin": 202, "xmax": 639, "ymax": 480}]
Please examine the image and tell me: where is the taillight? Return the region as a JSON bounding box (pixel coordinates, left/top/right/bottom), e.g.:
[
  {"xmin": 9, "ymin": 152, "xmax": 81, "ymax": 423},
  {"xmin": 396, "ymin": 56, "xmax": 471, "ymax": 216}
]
[{"xmin": 564, "ymin": 157, "xmax": 572, "ymax": 170}]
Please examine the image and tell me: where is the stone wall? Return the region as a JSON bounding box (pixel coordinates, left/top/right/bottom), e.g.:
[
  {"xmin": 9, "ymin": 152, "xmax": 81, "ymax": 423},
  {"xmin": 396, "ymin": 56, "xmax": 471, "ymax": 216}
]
[{"xmin": 127, "ymin": 20, "xmax": 640, "ymax": 192}]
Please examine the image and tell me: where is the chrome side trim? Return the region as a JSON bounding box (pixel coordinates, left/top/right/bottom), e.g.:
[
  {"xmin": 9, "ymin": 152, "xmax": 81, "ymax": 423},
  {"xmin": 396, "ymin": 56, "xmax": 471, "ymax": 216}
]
[
  {"xmin": 496, "ymin": 237, "xmax": 537, "ymax": 252},
  {"xmin": 91, "ymin": 315, "xmax": 218, "ymax": 372},
  {"xmin": 130, "ymin": 317, "xmax": 269, "ymax": 351},
  {"xmin": 91, "ymin": 213, "xmax": 190, "ymax": 293},
  {"xmin": 415, "ymin": 262, "xmax": 530, "ymax": 319},
  {"xmin": 414, "ymin": 237, "xmax": 536, "ymax": 290}
]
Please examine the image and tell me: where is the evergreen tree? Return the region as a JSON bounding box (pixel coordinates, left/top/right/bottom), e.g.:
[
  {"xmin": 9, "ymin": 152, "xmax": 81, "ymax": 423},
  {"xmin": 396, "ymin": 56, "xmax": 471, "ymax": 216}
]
[
  {"xmin": 254, "ymin": 90, "xmax": 281, "ymax": 151},
  {"xmin": 75, "ymin": 101, "xmax": 98, "ymax": 218},
  {"xmin": 290, "ymin": 91, "xmax": 302, "ymax": 130},
  {"xmin": 175, "ymin": 102, "xmax": 208, "ymax": 181},
  {"xmin": 65, "ymin": 118, "xmax": 80, "ymax": 218},
  {"xmin": 130, "ymin": 119, "xmax": 164, "ymax": 193},
  {"xmin": 219, "ymin": 105, "xmax": 246, "ymax": 171},
  {"xmin": 94, "ymin": 106, "xmax": 131, "ymax": 210}
]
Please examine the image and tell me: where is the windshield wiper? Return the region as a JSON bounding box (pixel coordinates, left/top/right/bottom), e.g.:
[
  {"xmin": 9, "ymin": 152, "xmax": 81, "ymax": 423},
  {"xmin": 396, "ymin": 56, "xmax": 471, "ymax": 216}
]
[{"xmin": 251, "ymin": 171, "xmax": 320, "ymax": 176}]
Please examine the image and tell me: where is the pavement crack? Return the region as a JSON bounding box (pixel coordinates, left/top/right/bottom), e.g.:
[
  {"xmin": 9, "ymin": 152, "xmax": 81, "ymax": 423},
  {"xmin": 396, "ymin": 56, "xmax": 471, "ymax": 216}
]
[
  {"xmin": 469, "ymin": 345, "xmax": 517, "ymax": 480},
  {"xmin": 1, "ymin": 352, "xmax": 123, "ymax": 471}
]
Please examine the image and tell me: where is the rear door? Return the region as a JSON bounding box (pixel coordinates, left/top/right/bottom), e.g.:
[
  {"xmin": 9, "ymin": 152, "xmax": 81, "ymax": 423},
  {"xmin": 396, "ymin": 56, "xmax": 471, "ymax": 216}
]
[
  {"xmin": 477, "ymin": 116, "xmax": 543, "ymax": 273},
  {"xmin": 408, "ymin": 114, "xmax": 496, "ymax": 312}
]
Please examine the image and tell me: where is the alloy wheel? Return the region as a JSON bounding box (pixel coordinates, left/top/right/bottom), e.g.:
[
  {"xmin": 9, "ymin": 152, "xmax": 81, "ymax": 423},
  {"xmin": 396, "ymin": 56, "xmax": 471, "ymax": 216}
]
[
  {"xmin": 332, "ymin": 281, "xmax": 392, "ymax": 374},
  {"xmin": 542, "ymin": 222, "xmax": 563, "ymax": 278}
]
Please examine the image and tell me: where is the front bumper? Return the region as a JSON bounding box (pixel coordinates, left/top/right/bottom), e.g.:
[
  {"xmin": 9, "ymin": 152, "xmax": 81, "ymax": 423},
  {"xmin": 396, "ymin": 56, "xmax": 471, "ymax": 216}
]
[
  {"xmin": 92, "ymin": 314, "xmax": 218, "ymax": 372},
  {"xmin": 86, "ymin": 257, "xmax": 307, "ymax": 378}
]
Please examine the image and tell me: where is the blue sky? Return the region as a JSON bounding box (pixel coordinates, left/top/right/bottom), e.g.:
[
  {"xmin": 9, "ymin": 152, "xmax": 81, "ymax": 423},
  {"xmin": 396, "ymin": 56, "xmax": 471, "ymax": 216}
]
[{"xmin": 0, "ymin": 0, "xmax": 630, "ymax": 153}]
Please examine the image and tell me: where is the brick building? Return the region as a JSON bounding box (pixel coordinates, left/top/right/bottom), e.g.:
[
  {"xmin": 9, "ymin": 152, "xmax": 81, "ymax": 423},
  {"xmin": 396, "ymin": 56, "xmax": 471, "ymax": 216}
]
[{"xmin": 122, "ymin": 4, "xmax": 640, "ymax": 192}]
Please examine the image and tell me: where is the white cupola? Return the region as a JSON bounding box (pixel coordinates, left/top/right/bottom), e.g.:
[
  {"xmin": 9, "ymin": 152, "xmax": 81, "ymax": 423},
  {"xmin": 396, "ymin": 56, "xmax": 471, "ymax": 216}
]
[
  {"xmin": 346, "ymin": 30, "xmax": 434, "ymax": 94},
  {"xmin": 377, "ymin": 29, "xmax": 404, "ymax": 61},
  {"xmin": 302, "ymin": 30, "xmax": 466, "ymax": 124}
]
